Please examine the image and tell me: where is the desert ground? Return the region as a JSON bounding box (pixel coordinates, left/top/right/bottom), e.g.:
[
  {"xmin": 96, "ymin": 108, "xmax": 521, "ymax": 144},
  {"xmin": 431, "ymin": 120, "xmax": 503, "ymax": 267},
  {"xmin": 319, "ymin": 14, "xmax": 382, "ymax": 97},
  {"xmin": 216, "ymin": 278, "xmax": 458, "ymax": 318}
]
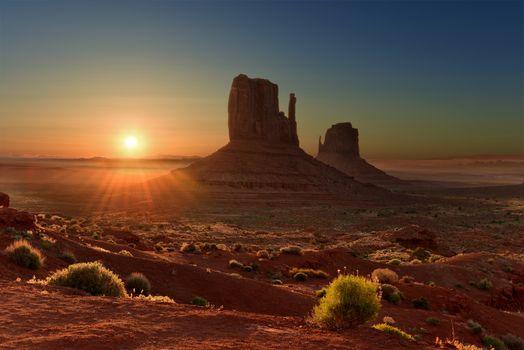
[{"xmin": 1, "ymin": 157, "xmax": 523, "ymax": 349}]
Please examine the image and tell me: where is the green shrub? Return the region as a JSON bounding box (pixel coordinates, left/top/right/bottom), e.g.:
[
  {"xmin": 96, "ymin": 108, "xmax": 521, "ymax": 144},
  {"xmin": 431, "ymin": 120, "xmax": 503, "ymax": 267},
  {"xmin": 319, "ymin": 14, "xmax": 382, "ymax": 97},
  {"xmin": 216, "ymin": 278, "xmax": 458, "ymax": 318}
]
[
  {"xmin": 502, "ymin": 264, "xmax": 513, "ymax": 273},
  {"xmin": 191, "ymin": 296, "xmax": 208, "ymax": 307},
  {"xmin": 426, "ymin": 317, "xmax": 441, "ymax": 326},
  {"xmin": 125, "ymin": 272, "xmax": 151, "ymax": 295},
  {"xmin": 242, "ymin": 265, "xmax": 253, "ymax": 272},
  {"xmin": 289, "ymin": 268, "xmax": 329, "ymax": 279},
  {"xmin": 467, "ymin": 320, "xmax": 483, "ymax": 335},
  {"xmin": 477, "ymin": 278, "xmax": 492, "ymax": 290},
  {"xmin": 5, "ymin": 240, "xmax": 44, "ymax": 270},
  {"xmin": 46, "ymin": 261, "xmax": 127, "ymax": 297},
  {"xmin": 40, "ymin": 238, "xmax": 55, "ymax": 250},
  {"xmin": 271, "ymin": 279, "xmax": 282, "ymax": 285},
  {"xmin": 293, "ymin": 272, "xmax": 308, "ymax": 281},
  {"xmin": 371, "ymin": 268, "xmax": 399, "ymax": 284},
  {"xmin": 118, "ymin": 250, "xmax": 133, "ymax": 257},
  {"xmin": 380, "ymin": 284, "xmax": 403, "ymax": 304},
  {"xmin": 410, "ymin": 247, "xmax": 430, "ymax": 261},
  {"xmin": 313, "ymin": 274, "xmax": 380, "ymax": 329},
  {"xmin": 372, "ymin": 323, "xmax": 415, "ymax": 341},
  {"xmin": 387, "ymin": 259, "xmax": 401, "ymax": 265},
  {"xmin": 502, "ymin": 334, "xmax": 524, "ymax": 350},
  {"xmin": 410, "ymin": 259, "xmax": 422, "ymax": 264},
  {"xmin": 59, "ymin": 251, "xmax": 77, "ymax": 264},
  {"xmin": 482, "ymin": 335, "xmax": 507, "ymax": 350},
  {"xmin": 412, "ymin": 297, "xmax": 430, "ymax": 309},
  {"xmin": 280, "ymin": 246, "xmax": 303, "ymax": 256}
]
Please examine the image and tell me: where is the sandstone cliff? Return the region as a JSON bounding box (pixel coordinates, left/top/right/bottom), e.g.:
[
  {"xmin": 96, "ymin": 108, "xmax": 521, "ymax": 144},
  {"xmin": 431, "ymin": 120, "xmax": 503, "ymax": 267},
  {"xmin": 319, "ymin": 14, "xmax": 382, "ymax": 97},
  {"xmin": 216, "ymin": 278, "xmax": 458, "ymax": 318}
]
[{"xmin": 149, "ymin": 75, "xmax": 403, "ymax": 204}]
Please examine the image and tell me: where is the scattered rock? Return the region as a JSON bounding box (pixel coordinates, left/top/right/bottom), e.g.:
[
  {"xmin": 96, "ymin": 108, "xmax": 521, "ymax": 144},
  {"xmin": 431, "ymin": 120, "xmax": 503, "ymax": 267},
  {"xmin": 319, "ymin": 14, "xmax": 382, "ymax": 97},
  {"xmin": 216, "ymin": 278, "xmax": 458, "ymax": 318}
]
[{"xmin": 0, "ymin": 208, "xmax": 36, "ymax": 231}]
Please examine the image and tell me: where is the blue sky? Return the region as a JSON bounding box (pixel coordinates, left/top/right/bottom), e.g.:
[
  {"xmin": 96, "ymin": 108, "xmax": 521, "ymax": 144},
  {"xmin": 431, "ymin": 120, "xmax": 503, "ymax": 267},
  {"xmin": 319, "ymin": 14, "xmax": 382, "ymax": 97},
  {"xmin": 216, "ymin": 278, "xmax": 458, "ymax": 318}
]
[{"xmin": 0, "ymin": 0, "xmax": 522, "ymax": 158}]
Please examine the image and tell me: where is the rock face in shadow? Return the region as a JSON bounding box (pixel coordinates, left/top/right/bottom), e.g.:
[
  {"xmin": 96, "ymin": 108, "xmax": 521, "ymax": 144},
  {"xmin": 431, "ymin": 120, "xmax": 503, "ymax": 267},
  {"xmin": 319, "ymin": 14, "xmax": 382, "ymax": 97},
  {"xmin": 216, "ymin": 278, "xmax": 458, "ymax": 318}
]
[
  {"xmin": 318, "ymin": 122, "xmax": 360, "ymax": 157},
  {"xmin": 317, "ymin": 123, "xmax": 402, "ymax": 188},
  {"xmin": 228, "ymin": 74, "xmax": 298, "ymax": 146},
  {"xmin": 144, "ymin": 74, "xmax": 404, "ymax": 205},
  {"xmin": 0, "ymin": 192, "xmax": 9, "ymax": 208}
]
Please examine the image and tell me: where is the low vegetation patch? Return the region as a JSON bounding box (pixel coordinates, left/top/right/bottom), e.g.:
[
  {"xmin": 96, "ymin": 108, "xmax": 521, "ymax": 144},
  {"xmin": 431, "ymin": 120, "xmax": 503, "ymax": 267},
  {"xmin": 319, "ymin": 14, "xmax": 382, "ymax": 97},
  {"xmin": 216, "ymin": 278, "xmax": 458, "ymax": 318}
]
[
  {"xmin": 289, "ymin": 268, "xmax": 329, "ymax": 279},
  {"xmin": 426, "ymin": 317, "xmax": 441, "ymax": 326},
  {"xmin": 293, "ymin": 271, "xmax": 308, "ymax": 281},
  {"xmin": 125, "ymin": 272, "xmax": 151, "ymax": 295},
  {"xmin": 466, "ymin": 320, "xmax": 483, "ymax": 335},
  {"xmin": 477, "ymin": 278, "xmax": 492, "ymax": 290},
  {"xmin": 412, "ymin": 297, "xmax": 430, "ymax": 310},
  {"xmin": 229, "ymin": 259, "xmax": 244, "ymax": 269},
  {"xmin": 380, "ymin": 284, "xmax": 403, "ymax": 304},
  {"xmin": 46, "ymin": 261, "xmax": 127, "ymax": 297},
  {"xmin": 372, "ymin": 323, "xmax": 415, "ymax": 341},
  {"xmin": 482, "ymin": 335, "xmax": 507, "ymax": 350},
  {"xmin": 371, "ymin": 268, "xmax": 399, "ymax": 284},
  {"xmin": 313, "ymin": 274, "xmax": 380, "ymax": 329},
  {"xmin": 59, "ymin": 251, "xmax": 77, "ymax": 264},
  {"xmin": 501, "ymin": 334, "xmax": 524, "ymax": 350},
  {"xmin": 191, "ymin": 296, "xmax": 209, "ymax": 307},
  {"xmin": 399, "ymin": 275, "xmax": 415, "ymax": 284},
  {"xmin": 5, "ymin": 240, "xmax": 44, "ymax": 270},
  {"xmin": 280, "ymin": 245, "xmax": 303, "ymax": 256},
  {"xmin": 387, "ymin": 258, "xmax": 401, "ymax": 265},
  {"xmin": 410, "ymin": 247, "xmax": 430, "ymax": 262}
]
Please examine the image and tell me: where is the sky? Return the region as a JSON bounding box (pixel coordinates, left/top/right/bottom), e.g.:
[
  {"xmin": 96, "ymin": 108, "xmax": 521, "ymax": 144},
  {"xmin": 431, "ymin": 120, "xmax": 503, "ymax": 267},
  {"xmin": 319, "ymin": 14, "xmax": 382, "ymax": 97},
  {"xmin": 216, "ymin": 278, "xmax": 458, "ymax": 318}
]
[{"xmin": 0, "ymin": 0, "xmax": 523, "ymax": 159}]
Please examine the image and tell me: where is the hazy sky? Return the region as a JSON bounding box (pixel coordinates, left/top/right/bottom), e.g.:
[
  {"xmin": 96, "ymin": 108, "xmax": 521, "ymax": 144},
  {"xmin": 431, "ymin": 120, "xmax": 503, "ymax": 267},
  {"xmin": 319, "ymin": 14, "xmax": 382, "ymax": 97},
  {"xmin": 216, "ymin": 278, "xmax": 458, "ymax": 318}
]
[{"xmin": 1, "ymin": 0, "xmax": 523, "ymax": 159}]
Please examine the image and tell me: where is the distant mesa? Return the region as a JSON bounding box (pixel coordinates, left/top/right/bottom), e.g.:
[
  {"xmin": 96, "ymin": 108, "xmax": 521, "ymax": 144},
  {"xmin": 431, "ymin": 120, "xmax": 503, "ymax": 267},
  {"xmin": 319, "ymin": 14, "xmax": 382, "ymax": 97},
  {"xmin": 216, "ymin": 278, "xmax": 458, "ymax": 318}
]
[
  {"xmin": 317, "ymin": 122, "xmax": 402, "ymax": 188},
  {"xmin": 148, "ymin": 74, "xmax": 402, "ymax": 204}
]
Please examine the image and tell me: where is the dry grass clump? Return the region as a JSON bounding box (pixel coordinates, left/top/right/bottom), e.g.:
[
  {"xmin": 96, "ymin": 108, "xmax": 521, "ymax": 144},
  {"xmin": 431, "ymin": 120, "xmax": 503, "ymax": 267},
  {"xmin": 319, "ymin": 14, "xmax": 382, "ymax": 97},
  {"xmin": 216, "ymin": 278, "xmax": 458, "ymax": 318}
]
[
  {"xmin": 280, "ymin": 245, "xmax": 303, "ymax": 256},
  {"xmin": 125, "ymin": 272, "xmax": 151, "ymax": 295},
  {"xmin": 372, "ymin": 323, "xmax": 415, "ymax": 341},
  {"xmin": 435, "ymin": 337, "xmax": 482, "ymax": 349},
  {"xmin": 256, "ymin": 249, "xmax": 270, "ymax": 259},
  {"xmin": 118, "ymin": 250, "xmax": 133, "ymax": 257},
  {"xmin": 5, "ymin": 240, "xmax": 44, "ymax": 270},
  {"xmin": 46, "ymin": 261, "xmax": 127, "ymax": 297},
  {"xmin": 289, "ymin": 268, "xmax": 329, "ymax": 279},
  {"xmin": 313, "ymin": 274, "xmax": 380, "ymax": 329},
  {"xmin": 371, "ymin": 268, "xmax": 399, "ymax": 284},
  {"xmin": 133, "ymin": 294, "xmax": 175, "ymax": 303}
]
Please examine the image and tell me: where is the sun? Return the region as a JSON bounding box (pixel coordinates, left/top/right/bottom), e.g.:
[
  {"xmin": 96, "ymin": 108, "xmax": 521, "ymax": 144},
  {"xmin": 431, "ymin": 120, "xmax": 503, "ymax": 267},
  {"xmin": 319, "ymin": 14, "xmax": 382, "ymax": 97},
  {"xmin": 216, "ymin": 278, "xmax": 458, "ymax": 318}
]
[{"xmin": 124, "ymin": 136, "xmax": 138, "ymax": 149}]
